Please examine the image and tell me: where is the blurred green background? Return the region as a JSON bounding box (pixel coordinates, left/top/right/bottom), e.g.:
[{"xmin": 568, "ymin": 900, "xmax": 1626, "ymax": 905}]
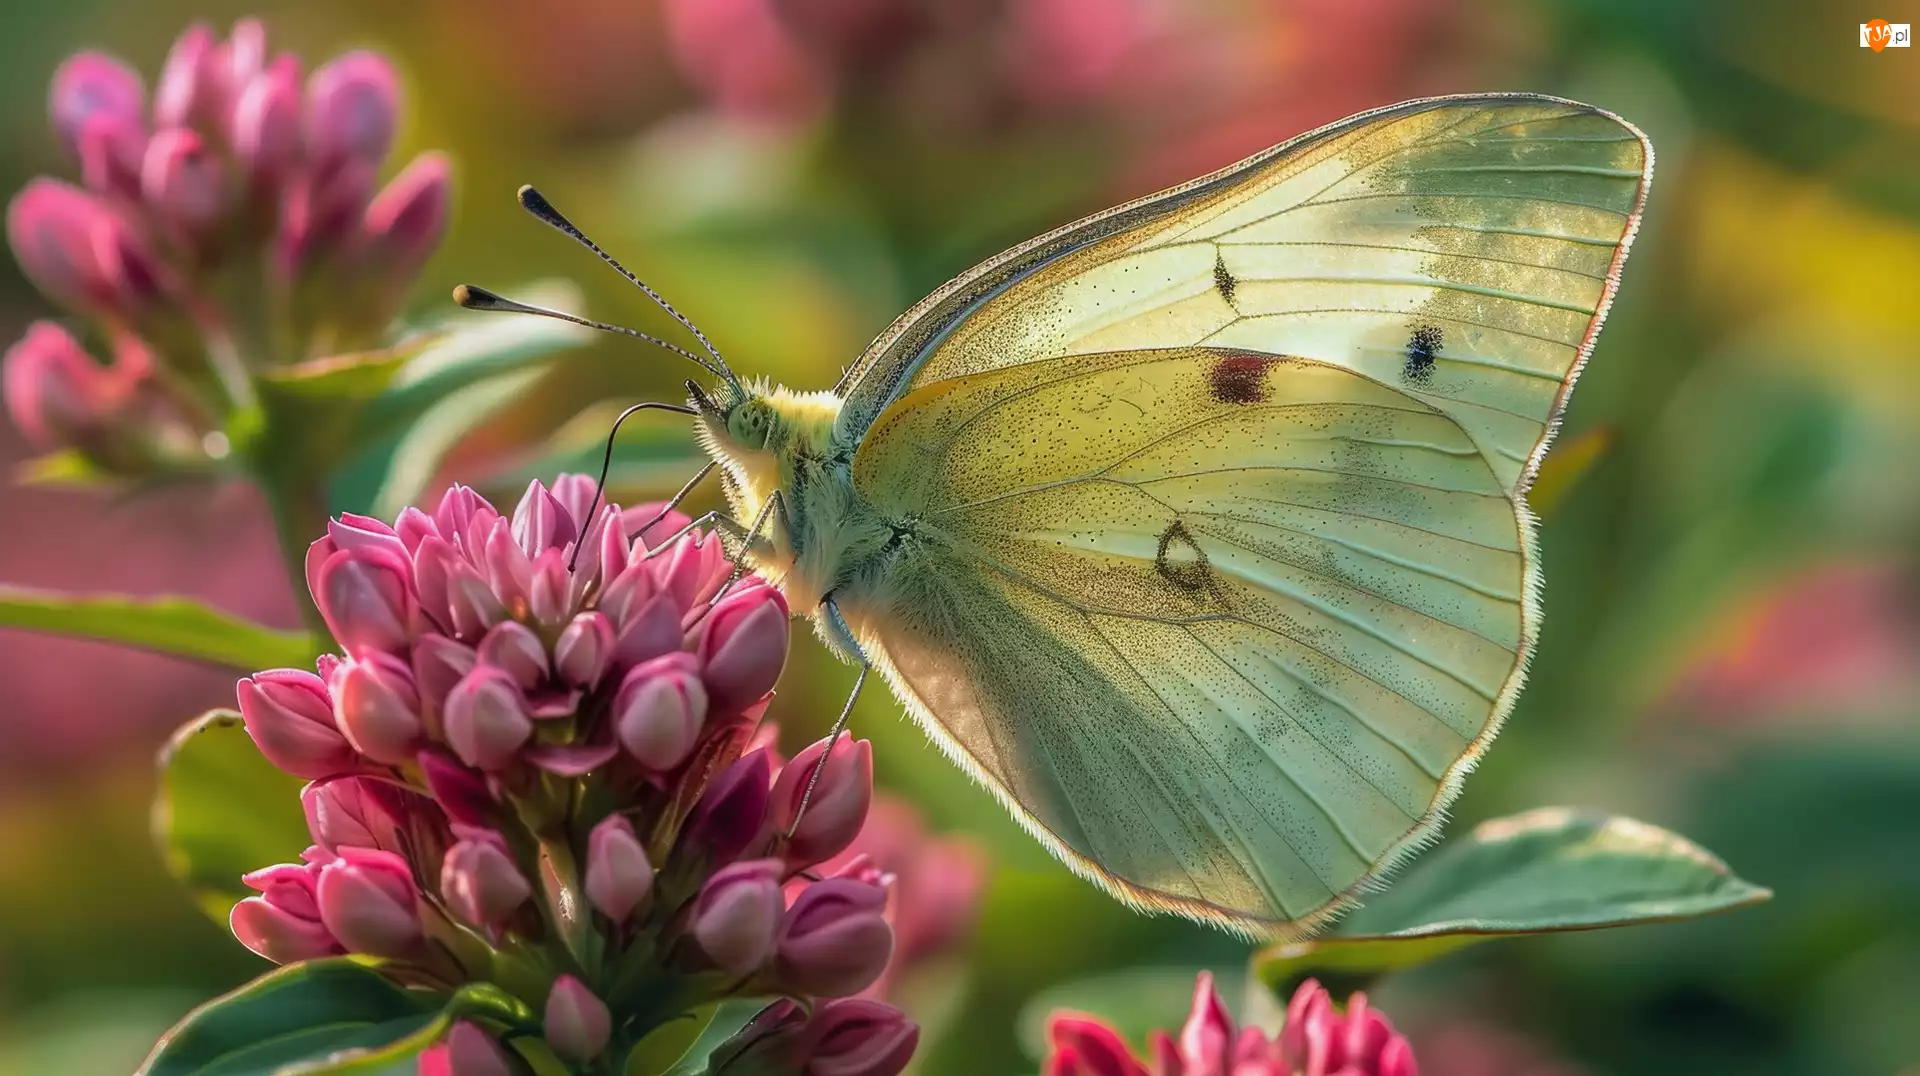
[{"xmin": 0, "ymin": 0, "xmax": 1916, "ymax": 1072}]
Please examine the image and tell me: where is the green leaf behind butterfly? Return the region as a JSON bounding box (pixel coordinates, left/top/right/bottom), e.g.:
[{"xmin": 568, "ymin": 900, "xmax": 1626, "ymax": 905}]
[
  {"xmin": 1251, "ymin": 808, "xmax": 1771, "ymax": 992},
  {"xmin": 154, "ymin": 710, "xmax": 312, "ymax": 923},
  {"xmin": 0, "ymin": 587, "xmax": 318, "ymax": 672},
  {"xmin": 136, "ymin": 960, "xmax": 445, "ymax": 1076},
  {"xmin": 327, "ymin": 281, "xmax": 594, "ymax": 518}
]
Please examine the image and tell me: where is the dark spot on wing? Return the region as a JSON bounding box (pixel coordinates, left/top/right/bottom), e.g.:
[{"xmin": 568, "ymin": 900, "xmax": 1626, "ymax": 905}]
[
  {"xmin": 1403, "ymin": 323, "xmax": 1442, "ymax": 384},
  {"xmin": 1213, "ymin": 251, "xmax": 1236, "ymax": 306},
  {"xmin": 1208, "ymin": 353, "xmax": 1270, "ymax": 404},
  {"xmin": 1156, "ymin": 520, "xmax": 1212, "ymax": 592}
]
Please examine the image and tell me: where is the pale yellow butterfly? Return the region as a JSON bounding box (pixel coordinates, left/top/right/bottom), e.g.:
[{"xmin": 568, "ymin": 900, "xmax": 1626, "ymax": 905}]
[{"xmin": 461, "ymin": 93, "xmax": 1653, "ymax": 938}]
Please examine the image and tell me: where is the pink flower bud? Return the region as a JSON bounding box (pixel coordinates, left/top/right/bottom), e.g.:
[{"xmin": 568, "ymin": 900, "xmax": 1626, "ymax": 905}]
[
  {"xmin": 419, "ymin": 1021, "xmax": 515, "ymax": 1076},
  {"xmin": 555, "ymin": 612, "xmax": 615, "ymax": 689},
  {"xmin": 699, "ymin": 586, "xmax": 790, "ymax": 711},
  {"xmin": 313, "ymin": 545, "xmax": 414, "ymax": 657},
  {"xmin": 75, "ymin": 113, "xmax": 147, "ymax": 199},
  {"xmin": 804, "ymin": 999, "xmax": 920, "ymax": 1076},
  {"xmin": 232, "ymin": 857, "xmax": 339, "ymax": 964},
  {"xmin": 596, "ymin": 556, "xmax": 656, "ymax": 627},
  {"xmin": 481, "ymin": 519, "xmax": 534, "ymax": 613},
  {"xmin": 412, "ymin": 536, "xmax": 508, "ymax": 639},
  {"xmin": 685, "ymin": 749, "xmax": 773, "ymax": 866},
  {"xmin": 395, "ymin": 506, "xmax": 439, "ymax": 554},
  {"xmin": 614, "ymin": 652, "xmax": 709, "ymax": 770},
  {"xmin": 419, "ymin": 749, "xmax": 497, "ymax": 827},
  {"xmin": 528, "ymin": 548, "xmax": 571, "ymax": 627},
  {"xmin": 49, "ymin": 52, "xmax": 144, "ymax": 154},
  {"xmin": 771, "ymin": 736, "xmax": 872, "ymax": 868},
  {"xmin": 1046, "ymin": 1016, "xmax": 1148, "ymax": 1076},
  {"xmin": 7, "ymin": 179, "xmax": 126, "ymax": 313},
  {"xmin": 412, "ymin": 632, "xmax": 479, "ymax": 713},
  {"xmin": 362, "ymin": 151, "xmax": 449, "ymax": 278},
  {"xmin": 305, "ymin": 52, "xmax": 398, "ymax": 171},
  {"xmin": 232, "ymin": 55, "xmax": 303, "ymax": 189},
  {"xmin": 302, "ymin": 777, "xmax": 404, "ymax": 853},
  {"xmin": 1277, "ymin": 980, "xmax": 1419, "ymax": 1076},
  {"xmin": 653, "ymin": 532, "xmax": 728, "ymax": 611},
  {"xmin": 238, "ymin": 668, "xmax": 357, "ymax": 779},
  {"xmin": 443, "ymin": 666, "xmax": 533, "ymax": 770},
  {"xmin": 329, "ymin": 512, "xmax": 408, "ymax": 559},
  {"xmin": 612, "ymin": 590, "xmax": 684, "ymax": 668},
  {"xmin": 477, "ymin": 620, "xmax": 549, "ymax": 690},
  {"xmin": 544, "ymin": 975, "xmax": 611, "ymax": 1062},
  {"xmin": 441, "ymin": 836, "xmax": 531, "ymax": 930},
  {"xmin": 330, "ymin": 653, "xmax": 423, "ymax": 764},
  {"xmin": 428, "ymin": 1020, "xmax": 517, "ymax": 1076},
  {"xmin": 87, "ymin": 209, "xmax": 166, "ymax": 315},
  {"xmin": 694, "ymin": 858, "xmax": 784, "ymax": 974},
  {"xmin": 511, "ymin": 479, "xmax": 577, "ymax": 557},
  {"xmin": 220, "ymin": 19, "xmax": 269, "ymax": 92},
  {"xmin": 315, "ymin": 847, "xmax": 420, "ymax": 957},
  {"xmin": 154, "ymin": 24, "xmax": 220, "ymax": 132},
  {"xmin": 1178, "ymin": 971, "xmax": 1233, "ymax": 1075},
  {"xmin": 777, "ymin": 877, "xmax": 893, "ymax": 998},
  {"xmin": 433, "ymin": 484, "xmax": 496, "ymax": 549},
  {"xmin": 2, "ymin": 322, "xmax": 120, "ymax": 447},
  {"xmin": 585, "ymin": 814, "xmax": 652, "ymax": 922},
  {"xmin": 140, "ymin": 127, "xmax": 229, "ymax": 229},
  {"xmin": 275, "ymin": 156, "xmax": 375, "ymax": 274}
]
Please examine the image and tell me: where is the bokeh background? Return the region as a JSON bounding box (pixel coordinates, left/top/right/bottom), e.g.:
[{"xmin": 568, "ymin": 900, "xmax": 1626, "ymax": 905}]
[{"xmin": 1, "ymin": 0, "xmax": 1917, "ymax": 1072}]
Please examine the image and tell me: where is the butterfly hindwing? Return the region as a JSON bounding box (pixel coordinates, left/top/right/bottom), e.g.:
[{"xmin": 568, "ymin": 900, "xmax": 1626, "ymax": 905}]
[{"xmin": 851, "ymin": 349, "xmax": 1520, "ymax": 931}]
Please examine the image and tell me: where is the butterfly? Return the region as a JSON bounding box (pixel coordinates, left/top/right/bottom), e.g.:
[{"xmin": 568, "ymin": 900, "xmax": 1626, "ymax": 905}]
[{"xmin": 458, "ymin": 93, "xmax": 1652, "ymax": 938}]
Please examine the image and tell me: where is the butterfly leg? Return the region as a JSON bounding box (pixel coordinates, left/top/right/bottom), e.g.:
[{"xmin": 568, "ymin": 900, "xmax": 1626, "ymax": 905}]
[
  {"xmin": 704, "ymin": 489, "xmax": 787, "ymax": 610},
  {"xmin": 624, "ymin": 460, "xmax": 716, "ymax": 540},
  {"xmin": 788, "ymin": 602, "xmax": 870, "ymax": 837}
]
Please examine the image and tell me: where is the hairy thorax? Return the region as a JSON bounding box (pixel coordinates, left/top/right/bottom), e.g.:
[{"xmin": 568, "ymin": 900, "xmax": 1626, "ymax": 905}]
[{"xmin": 698, "ymin": 384, "xmax": 908, "ymax": 656}]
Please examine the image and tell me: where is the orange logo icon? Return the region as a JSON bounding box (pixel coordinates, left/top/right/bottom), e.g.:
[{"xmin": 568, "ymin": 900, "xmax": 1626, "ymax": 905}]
[{"xmin": 1865, "ymin": 18, "xmax": 1893, "ymax": 49}]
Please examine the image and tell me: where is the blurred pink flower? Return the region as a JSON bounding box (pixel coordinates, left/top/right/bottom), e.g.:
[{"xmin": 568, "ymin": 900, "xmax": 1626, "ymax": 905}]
[
  {"xmin": 1411, "ymin": 1018, "xmax": 1588, "ymax": 1076},
  {"xmin": 1660, "ymin": 559, "xmax": 1920, "ymax": 727},
  {"xmin": 1046, "ymin": 973, "xmax": 1418, "ymax": 1076},
  {"xmin": 3, "ymin": 18, "xmax": 453, "ymax": 472}
]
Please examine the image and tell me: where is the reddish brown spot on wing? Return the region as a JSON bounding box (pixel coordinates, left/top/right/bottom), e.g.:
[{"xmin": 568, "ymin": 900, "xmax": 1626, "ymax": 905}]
[{"xmin": 1208, "ymin": 353, "xmax": 1271, "ymax": 405}]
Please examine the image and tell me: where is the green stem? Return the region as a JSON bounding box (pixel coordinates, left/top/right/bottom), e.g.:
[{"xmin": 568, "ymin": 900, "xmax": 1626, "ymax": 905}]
[{"xmin": 263, "ymin": 476, "xmax": 331, "ymax": 639}]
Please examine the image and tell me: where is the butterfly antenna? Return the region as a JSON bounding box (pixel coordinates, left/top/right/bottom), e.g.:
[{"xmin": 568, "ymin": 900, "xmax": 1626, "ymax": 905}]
[
  {"xmin": 565, "ymin": 400, "xmax": 700, "ymax": 573},
  {"xmin": 515, "ymin": 185, "xmax": 744, "ymax": 395},
  {"xmin": 451, "ymin": 284, "xmax": 729, "ymax": 383}
]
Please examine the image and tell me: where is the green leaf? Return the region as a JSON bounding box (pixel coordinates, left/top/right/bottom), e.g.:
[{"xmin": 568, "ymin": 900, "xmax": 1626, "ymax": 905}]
[
  {"xmin": 14, "ymin": 448, "xmax": 117, "ymax": 489},
  {"xmin": 137, "ymin": 960, "xmax": 445, "ymax": 1076},
  {"xmin": 665, "ymin": 1000, "xmax": 773, "ymax": 1076},
  {"xmin": 255, "ymin": 337, "xmax": 443, "ymax": 403},
  {"xmin": 154, "ymin": 710, "xmax": 312, "ymax": 922},
  {"xmin": 1527, "ymin": 425, "xmax": 1611, "ymax": 518},
  {"xmin": 1252, "ymin": 808, "xmax": 1771, "ymax": 991},
  {"xmin": 0, "ymin": 586, "xmax": 318, "ymax": 671},
  {"xmin": 352, "ymin": 280, "xmax": 593, "ymax": 444},
  {"xmin": 625, "ymin": 1002, "xmax": 719, "ymax": 1076},
  {"xmin": 358, "ymin": 367, "xmax": 548, "ymax": 520}
]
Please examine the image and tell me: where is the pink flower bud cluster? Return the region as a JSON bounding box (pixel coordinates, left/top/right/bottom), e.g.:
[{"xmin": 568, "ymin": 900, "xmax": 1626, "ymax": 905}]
[
  {"xmin": 230, "ymin": 475, "xmax": 917, "ymax": 1074},
  {"xmin": 3, "ymin": 18, "xmax": 449, "ymax": 469},
  {"xmin": 1047, "ymin": 973, "xmax": 1419, "ymax": 1076}
]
